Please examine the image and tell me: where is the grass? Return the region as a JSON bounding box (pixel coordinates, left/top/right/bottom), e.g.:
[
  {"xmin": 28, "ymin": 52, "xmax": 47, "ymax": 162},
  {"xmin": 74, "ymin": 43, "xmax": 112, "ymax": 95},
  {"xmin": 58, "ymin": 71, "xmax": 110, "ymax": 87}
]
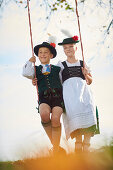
[{"xmin": 0, "ymin": 145, "xmax": 113, "ymax": 170}]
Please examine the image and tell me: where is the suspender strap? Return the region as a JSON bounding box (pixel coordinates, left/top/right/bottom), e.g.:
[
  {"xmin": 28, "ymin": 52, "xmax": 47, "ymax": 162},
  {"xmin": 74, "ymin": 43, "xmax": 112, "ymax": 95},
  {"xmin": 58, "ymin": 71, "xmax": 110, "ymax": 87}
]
[
  {"xmin": 61, "ymin": 60, "xmax": 85, "ymax": 83},
  {"xmin": 62, "ymin": 61, "xmax": 68, "ymax": 68},
  {"xmin": 80, "ymin": 60, "xmax": 83, "ymax": 67}
]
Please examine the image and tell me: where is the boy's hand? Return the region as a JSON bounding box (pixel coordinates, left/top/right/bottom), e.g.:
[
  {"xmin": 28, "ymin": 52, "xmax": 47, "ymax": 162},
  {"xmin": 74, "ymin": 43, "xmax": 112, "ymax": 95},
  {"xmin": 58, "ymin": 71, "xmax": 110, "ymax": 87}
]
[
  {"xmin": 32, "ymin": 78, "xmax": 37, "ymax": 86},
  {"xmin": 29, "ymin": 56, "xmax": 36, "ymax": 63}
]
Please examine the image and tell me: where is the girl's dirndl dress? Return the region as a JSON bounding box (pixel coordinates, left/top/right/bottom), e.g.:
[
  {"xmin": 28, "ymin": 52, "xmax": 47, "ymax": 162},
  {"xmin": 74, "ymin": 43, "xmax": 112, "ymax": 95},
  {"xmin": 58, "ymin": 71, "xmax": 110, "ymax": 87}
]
[{"xmin": 58, "ymin": 60, "xmax": 99, "ymax": 140}]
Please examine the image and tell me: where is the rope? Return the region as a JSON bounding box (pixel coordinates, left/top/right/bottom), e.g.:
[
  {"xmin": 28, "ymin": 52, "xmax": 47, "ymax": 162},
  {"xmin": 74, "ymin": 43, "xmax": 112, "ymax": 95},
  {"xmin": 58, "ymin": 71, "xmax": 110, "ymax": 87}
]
[
  {"xmin": 27, "ymin": 0, "xmax": 39, "ymax": 101},
  {"xmin": 26, "ymin": 0, "xmax": 85, "ymax": 101},
  {"xmin": 75, "ymin": 0, "xmax": 85, "ymax": 68}
]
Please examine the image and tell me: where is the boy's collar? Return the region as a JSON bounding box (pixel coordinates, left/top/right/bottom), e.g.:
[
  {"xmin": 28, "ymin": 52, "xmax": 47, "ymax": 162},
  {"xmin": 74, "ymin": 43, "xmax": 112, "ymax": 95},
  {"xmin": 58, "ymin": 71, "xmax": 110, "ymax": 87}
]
[
  {"xmin": 41, "ymin": 64, "xmax": 50, "ymax": 67},
  {"xmin": 39, "ymin": 64, "xmax": 52, "ymax": 68}
]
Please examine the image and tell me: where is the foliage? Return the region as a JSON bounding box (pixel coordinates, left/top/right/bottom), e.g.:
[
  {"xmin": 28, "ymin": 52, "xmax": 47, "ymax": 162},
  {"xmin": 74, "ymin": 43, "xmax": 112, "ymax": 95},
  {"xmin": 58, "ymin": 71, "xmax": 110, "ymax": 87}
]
[
  {"xmin": 46, "ymin": 0, "xmax": 75, "ymax": 12},
  {"xmin": 0, "ymin": 138, "xmax": 113, "ymax": 170},
  {"xmin": 0, "ymin": 146, "xmax": 113, "ymax": 170},
  {"xmin": 0, "ymin": 0, "xmax": 85, "ymax": 11},
  {"xmin": 0, "ymin": 0, "xmax": 112, "ymax": 33}
]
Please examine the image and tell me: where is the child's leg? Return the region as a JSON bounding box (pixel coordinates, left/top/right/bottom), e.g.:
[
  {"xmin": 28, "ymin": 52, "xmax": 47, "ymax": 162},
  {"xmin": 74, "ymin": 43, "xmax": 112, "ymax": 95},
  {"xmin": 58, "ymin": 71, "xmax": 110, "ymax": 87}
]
[
  {"xmin": 39, "ymin": 103, "xmax": 52, "ymax": 143},
  {"xmin": 75, "ymin": 135, "xmax": 82, "ymax": 153},
  {"xmin": 51, "ymin": 106, "xmax": 63, "ymax": 152},
  {"xmin": 83, "ymin": 133, "xmax": 91, "ymax": 152}
]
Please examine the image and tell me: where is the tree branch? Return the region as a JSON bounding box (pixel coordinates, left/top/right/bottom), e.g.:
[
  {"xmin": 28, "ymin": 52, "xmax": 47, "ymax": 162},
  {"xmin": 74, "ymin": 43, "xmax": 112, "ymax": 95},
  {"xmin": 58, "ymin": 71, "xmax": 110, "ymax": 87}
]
[{"xmin": 107, "ymin": 19, "xmax": 113, "ymax": 34}]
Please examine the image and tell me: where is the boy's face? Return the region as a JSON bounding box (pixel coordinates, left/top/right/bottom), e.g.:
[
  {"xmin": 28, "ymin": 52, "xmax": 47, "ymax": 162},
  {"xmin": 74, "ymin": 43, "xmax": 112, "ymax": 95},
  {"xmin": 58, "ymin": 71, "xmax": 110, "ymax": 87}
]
[
  {"xmin": 63, "ymin": 44, "xmax": 77, "ymax": 58},
  {"xmin": 38, "ymin": 47, "xmax": 53, "ymax": 64}
]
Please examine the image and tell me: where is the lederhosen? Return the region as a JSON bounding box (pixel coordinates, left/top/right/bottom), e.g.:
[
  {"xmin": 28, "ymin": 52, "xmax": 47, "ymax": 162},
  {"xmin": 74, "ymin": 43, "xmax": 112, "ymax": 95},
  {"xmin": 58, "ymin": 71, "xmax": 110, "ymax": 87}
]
[{"xmin": 35, "ymin": 65, "xmax": 64, "ymax": 110}]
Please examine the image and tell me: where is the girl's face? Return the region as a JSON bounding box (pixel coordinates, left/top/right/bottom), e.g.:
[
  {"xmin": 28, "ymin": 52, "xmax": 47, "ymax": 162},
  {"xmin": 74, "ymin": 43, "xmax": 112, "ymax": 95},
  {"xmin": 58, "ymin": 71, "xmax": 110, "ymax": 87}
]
[
  {"xmin": 63, "ymin": 44, "xmax": 77, "ymax": 58},
  {"xmin": 38, "ymin": 47, "xmax": 53, "ymax": 64}
]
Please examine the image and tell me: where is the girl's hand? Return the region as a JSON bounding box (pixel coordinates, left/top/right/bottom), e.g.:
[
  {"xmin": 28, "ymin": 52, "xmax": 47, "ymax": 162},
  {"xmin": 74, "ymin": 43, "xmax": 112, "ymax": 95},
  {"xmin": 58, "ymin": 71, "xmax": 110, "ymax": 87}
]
[
  {"xmin": 81, "ymin": 67, "xmax": 89, "ymax": 77},
  {"xmin": 32, "ymin": 78, "xmax": 37, "ymax": 86},
  {"xmin": 29, "ymin": 56, "xmax": 36, "ymax": 63},
  {"xmin": 82, "ymin": 67, "xmax": 92, "ymax": 85}
]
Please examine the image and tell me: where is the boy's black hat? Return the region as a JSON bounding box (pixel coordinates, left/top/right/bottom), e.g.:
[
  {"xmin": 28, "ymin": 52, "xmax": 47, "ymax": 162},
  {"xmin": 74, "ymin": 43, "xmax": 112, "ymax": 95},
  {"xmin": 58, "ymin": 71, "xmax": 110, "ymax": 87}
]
[
  {"xmin": 34, "ymin": 42, "xmax": 57, "ymax": 58},
  {"xmin": 58, "ymin": 36, "xmax": 79, "ymax": 45}
]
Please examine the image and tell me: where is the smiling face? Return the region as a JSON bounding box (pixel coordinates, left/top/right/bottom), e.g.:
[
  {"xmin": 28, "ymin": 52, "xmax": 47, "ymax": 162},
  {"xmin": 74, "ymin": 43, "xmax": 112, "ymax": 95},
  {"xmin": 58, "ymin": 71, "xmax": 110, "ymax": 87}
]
[
  {"xmin": 38, "ymin": 47, "xmax": 53, "ymax": 64},
  {"xmin": 63, "ymin": 44, "xmax": 77, "ymax": 58}
]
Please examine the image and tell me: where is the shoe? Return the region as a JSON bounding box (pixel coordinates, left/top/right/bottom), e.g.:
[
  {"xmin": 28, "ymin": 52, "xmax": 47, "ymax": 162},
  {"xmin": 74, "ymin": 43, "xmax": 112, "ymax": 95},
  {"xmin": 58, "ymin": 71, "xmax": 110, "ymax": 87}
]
[
  {"xmin": 49, "ymin": 146, "xmax": 66, "ymax": 156},
  {"xmin": 58, "ymin": 146, "xmax": 66, "ymax": 155}
]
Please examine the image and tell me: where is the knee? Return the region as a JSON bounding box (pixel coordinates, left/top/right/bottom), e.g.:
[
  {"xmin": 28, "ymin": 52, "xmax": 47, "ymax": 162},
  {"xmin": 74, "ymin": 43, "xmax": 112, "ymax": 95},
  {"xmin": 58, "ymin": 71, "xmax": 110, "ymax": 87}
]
[
  {"xmin": 51, "ymin": 115, "xmax": 61, "ymax": 127},
  {"xmin": 40, "ymin": 110, "xmax": 50, "ymax": 123}
]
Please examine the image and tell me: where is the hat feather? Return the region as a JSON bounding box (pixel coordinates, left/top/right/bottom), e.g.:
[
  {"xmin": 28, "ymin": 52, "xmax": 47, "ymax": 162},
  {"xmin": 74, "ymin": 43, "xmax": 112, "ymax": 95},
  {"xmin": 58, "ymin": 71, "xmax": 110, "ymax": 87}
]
[
  {"xmin": 60, "ymin": 29, "xmax": 72, "ymax": 37},
  {"xmin": 48, "ymin": 33, "xmax": 56, "ymax": 44}
]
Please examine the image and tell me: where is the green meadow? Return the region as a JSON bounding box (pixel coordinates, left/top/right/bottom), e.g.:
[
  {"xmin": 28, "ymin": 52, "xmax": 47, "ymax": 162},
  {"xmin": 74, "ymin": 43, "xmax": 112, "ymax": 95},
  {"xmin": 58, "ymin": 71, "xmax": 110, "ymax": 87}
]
[{"xmin": 0, "ymin": 142, "xmax": 113, "ymax": 170}]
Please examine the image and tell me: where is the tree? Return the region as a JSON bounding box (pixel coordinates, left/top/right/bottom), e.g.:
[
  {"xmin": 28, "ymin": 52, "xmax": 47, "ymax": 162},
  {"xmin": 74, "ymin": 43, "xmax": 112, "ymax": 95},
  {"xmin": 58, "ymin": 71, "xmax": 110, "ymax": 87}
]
[
  {"xmin": 0, "ymin": 0, "xmax": 112, "ymax": 35},
  {"xmin": 0, "ymin": 0, "xmax": 112, "ymax": 62}
]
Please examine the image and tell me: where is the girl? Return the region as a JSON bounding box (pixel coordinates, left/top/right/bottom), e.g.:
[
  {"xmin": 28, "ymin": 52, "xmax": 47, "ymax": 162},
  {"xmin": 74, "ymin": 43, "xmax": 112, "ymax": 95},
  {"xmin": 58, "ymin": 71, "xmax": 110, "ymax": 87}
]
[{"xmin": 58, "ymin": 36, "xmax": 99, "ymax": 152}]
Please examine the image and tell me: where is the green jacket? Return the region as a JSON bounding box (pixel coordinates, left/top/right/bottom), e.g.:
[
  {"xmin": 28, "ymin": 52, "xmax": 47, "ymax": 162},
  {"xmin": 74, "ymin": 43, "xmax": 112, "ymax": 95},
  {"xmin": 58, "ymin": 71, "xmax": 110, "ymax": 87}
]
[{"xmin": 35, "ymin": 65, "xmax": 62, "ymax": 94}]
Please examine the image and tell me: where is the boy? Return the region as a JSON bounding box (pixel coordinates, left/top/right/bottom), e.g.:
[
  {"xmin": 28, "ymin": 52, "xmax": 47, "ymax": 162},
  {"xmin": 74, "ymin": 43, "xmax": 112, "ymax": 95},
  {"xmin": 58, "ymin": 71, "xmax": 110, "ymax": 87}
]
[{"xmin": 22, "ymin": 42, "xmax": 65, "ymax": 154}]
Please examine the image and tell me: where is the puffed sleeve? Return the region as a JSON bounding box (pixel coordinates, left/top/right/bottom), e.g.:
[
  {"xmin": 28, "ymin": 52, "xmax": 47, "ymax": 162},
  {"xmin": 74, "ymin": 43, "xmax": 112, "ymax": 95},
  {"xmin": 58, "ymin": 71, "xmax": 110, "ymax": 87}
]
[
  {"xmin": 22, "ymin": 61, "xmax": 35, "ymax": 79},
  {"xmin": 84, "ymin": 62, "xmax": 91, "ymax": 74},
  {"xmin": 56, "ymin": 61, "xmax": 65, "ymax": 84}
]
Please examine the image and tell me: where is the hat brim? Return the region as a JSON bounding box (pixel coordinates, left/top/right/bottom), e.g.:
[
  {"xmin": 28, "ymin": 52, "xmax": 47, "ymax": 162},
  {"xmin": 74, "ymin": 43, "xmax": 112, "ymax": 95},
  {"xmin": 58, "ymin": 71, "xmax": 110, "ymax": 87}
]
[
  {"xmin": 58, "ymin": 40, "xmax": 79, "ymax": 46},
  {"xmin": 34, "ymin": 43, "xmax": 57, "ymax": 58}
]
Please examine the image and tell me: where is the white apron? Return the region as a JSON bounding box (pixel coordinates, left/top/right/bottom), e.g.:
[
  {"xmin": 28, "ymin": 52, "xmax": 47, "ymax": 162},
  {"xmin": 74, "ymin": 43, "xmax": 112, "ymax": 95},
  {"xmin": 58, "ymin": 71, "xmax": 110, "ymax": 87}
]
[{"xmin": 58, "ymin": 60, "xmax": 97, "ymax": 139}]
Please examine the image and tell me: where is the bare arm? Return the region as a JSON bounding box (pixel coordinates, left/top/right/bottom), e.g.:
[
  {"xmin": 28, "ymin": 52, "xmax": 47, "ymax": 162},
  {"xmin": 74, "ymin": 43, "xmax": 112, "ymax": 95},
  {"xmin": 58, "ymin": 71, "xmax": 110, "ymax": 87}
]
[{"xmin": 82, "ymin": 67, "xmax": 92, "ymax": 85}]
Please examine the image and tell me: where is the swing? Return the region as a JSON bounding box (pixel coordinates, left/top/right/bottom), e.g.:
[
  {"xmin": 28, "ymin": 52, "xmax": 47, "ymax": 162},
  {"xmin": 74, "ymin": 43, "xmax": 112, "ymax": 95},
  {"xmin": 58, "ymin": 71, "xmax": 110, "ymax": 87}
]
[
  {"xmin": 26, "ymin": 0, "xmax": 84, "ymax": 99},
  {"xmin": 26, "ymin": 0, "xmax": 84, "ymax": 102},
  {"xmin": 26, "ymin": 0, "xmax": 100, "ymax": 134}
]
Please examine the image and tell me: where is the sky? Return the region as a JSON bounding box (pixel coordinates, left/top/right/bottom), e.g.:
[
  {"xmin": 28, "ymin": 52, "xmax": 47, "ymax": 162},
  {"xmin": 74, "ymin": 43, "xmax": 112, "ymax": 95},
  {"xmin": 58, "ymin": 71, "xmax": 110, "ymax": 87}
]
[{"xmin": 0, "ymin": 0, "xmax": 113, "ymax": 161}]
